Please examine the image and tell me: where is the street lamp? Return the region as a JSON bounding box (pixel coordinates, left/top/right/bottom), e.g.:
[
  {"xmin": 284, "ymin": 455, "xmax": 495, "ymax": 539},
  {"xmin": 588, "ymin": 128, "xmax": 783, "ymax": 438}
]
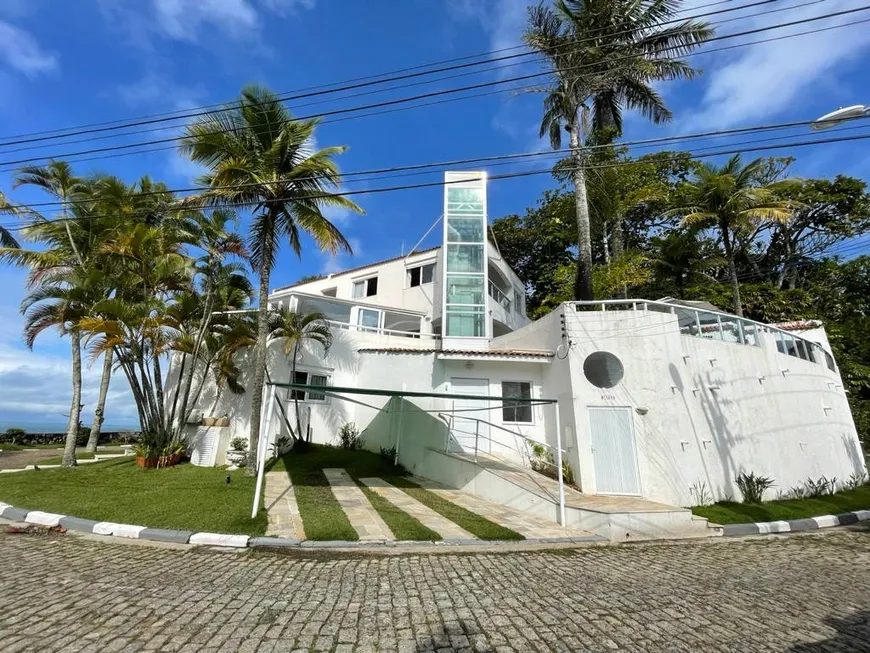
[{"xmin": 811, "ymin": 104, "xmax": 869, "ymax": 131}]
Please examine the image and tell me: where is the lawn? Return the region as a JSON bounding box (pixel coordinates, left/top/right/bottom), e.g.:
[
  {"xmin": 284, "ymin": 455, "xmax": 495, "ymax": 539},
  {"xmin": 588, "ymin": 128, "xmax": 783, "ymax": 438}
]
[
  {"xmin": 0, "ymin": 457, "xmax": 267, "ymax": 535},
  {"xmin": 692, "ymin": 485, "xmax": 870, "ymax": 524},
  {"xmin": 271, "ymin": 445, "xmax": 522, "ymax": 541}
]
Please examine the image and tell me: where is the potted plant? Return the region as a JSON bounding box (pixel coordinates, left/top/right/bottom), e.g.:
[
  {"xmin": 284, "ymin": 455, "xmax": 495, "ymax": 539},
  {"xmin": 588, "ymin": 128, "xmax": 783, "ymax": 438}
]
[
  {"xmin": 226, "ymin": 436, "xmax": 248, "ymax": 469},
  {"xmin": 136, "ymin": 439, "xmax": 186, "ymax": 468}
]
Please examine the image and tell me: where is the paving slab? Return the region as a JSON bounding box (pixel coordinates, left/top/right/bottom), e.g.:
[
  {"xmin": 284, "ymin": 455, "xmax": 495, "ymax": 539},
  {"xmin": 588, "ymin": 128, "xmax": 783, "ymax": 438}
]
[
  {"xmin": 322, "ymin": 468, "xmax": 393, "ymax": 541},
  {"xmin": 410, "ymin": 476, "xmax": 597, "ymax": 539},
  {"xmin": 358, "ymin": 477, "xmax": 475, "ymax": 540},
  {"xmin": 263, "ymin": 470, "xmax": 305, "ymax": 540}
]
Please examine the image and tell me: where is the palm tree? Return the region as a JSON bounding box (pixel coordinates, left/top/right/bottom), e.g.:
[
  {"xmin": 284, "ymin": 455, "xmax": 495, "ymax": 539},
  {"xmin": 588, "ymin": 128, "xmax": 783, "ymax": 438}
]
[
  {"xmin": 180, "ymin": 85, "xmax": 363, "ymax": 473},
  {"xmin": 0, "ymin": 192, "xmax": 21, "ymax": 248},
  {"xmin": 524, "ymin": 0, "xmax": 712, "ymax": 300},
  {"xmin": 669, "ymin": 154, "xmax": 794, "ymax": 316},
  {"xmin": 268, "ymin": 308, "xmax": 332, "ymax": 448},
  {"xmin": 20, "ymin": 271, "xmax": 97, "ymax": 466},
  {"xmin": 649, "ymin": 230, "xmax": 723, "ymax": 297}
]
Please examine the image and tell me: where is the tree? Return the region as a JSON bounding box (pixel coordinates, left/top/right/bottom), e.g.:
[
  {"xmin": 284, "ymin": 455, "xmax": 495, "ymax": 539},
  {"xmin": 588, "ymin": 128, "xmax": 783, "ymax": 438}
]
[
  {"xmin": 524, "ymin": 0, "xmax": 711, "ymax": 300},
  {"xmin": 268, "ymin": 308, "xmax": 332, "ymax": 448},
  {"xmin": 180, "ymin": 85, "xmax": 363, "ymax": 474},
  {"xmin": 669, "ymin": 154, "xmax": 794, "ymax": 316},
  {"xmin": 648, "ymin": 230, "xmax": 723, "ymax": 297}
]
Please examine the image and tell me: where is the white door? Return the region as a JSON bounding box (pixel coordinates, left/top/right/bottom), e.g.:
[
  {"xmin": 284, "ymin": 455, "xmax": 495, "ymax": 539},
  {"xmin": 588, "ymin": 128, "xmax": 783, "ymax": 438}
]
[
  {"xmin": 448, "ymin": 377, "xmax": 490, "ymax": 454},
  {"xmin": 589, "ymin": 407, "xmax": 640, "ymax": 495}
]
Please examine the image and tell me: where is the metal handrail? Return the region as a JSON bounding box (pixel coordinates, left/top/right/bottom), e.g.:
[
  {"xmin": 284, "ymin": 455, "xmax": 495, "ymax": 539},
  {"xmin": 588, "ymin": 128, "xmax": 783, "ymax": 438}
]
[
  {"xmin": 568, "ymin": 299, "xmax": 836, "ymax": 370},
  {"xmin": 437, "ymin": 412, "xmax": 565, "ymax": 456},
  {"xmin": 488, "ymin": 280, "xmax": 512, "ymax": 311},
  {"xmin": 326, "ymin": 319, "xmax": 441, "ymax": 340}
]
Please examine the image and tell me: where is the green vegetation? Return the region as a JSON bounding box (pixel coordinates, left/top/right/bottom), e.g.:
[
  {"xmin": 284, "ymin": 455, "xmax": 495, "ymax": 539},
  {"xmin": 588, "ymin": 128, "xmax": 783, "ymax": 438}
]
[
  {"xmin": 388, "ymin": 476, "xmax": 524, "ymax": 541},
  {"xmin": 692, "ymin": 486, "xmax": 870, "ymax": 524},
  {"xmin": 271, "ymin": 445, "xmax": 521, "ymax": 541},
  {"xmin": 36, "ymin": 452, "xmax": 96, "ymax": 466},
  {"xmin": 0, "ymin": 458, "xmax": 267, "ymax": 535},
  {"xmin": 358, "ymin": 483, "xmax": 441, "ymax": 541},
  {"xmin": 290, "ymin": 469, "xmax": 358, "ymax": 541}
]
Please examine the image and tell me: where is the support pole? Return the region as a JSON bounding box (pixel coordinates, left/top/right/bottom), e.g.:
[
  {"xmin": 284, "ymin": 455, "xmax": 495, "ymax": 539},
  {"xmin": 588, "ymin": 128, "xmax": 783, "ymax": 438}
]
[
  {"xmin": 394, "ymin": 384, "xmax": 406, "ymax": 467},
  {"xmin": 474, "ymin": 420, "xmax": 480, "ymax": 463},
  {"xmin": 251, "ymin": 384, "xmax": 276, "ymax": 519},
  {"xmin": 554, "ymin": 404, "xmax": 566, "ymax": 527}
]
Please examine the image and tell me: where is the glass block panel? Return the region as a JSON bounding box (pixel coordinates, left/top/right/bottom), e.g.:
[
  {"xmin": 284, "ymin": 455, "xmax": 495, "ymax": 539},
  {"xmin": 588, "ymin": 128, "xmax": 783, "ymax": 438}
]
[
  {"xmin": 447, "ymin": 187, "xmax": 484, "ymax": 215},
  {"xmin": 446, "ymin": 244, "xmax": 484, "ymax": 273},
  {"xmin": 446, "ymin": 275, "xmax": 485, "ymax": 306},
  {"xmin": 446, "ymin": 217, "xmax": 484, "ymax": 243},
  {"xmin": 446, "ymin": 307, "xmax": 486, "ymax": 337}
]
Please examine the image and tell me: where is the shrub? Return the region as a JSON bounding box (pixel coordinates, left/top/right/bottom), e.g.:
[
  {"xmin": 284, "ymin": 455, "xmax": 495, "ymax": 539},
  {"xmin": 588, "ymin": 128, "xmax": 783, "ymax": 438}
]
[
  {"xmin": 338, "ymin": 423, "xmax": 363, "ymax": 450},
  {"xmin": 803, "ymin": 476, "xmax": 837, "ymax": 498},
  {"xmin": 380, "ymin": 445, "xmax": 397, "ymax": 461},
  {"xmin": 528, "ymin": 442, "xmax": 576, "ymax": 486},
  {"xmin": 689, "ymin": 481, "xmax": 713, "ymax": 506},
  {"xmin": 736, "ymin": 471, "xmax": 775, "ymax": 504},
  {"xmin": 0, "ymin": 428, "xmax": 26, "ymax": 444},
  {"xmin": 230, "ymin": 436, "xmax": 248, "ymax": 452},
  {"xmin": 846, "ymin": 471, "xmax": 869, "ymax": 490}
]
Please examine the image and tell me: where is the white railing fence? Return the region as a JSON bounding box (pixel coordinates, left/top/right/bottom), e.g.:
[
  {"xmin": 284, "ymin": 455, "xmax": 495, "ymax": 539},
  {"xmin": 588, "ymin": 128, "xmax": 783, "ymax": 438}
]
[{"xmin": 569, "ymin": 299, "xmax": 837, "ymax": 373}]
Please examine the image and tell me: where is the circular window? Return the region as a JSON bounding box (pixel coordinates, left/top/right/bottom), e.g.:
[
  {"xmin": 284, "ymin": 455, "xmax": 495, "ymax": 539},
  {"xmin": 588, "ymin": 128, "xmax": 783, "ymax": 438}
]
[{"xmin": 583, "ymin": 352, "xmax": 624, "ymax": 388}]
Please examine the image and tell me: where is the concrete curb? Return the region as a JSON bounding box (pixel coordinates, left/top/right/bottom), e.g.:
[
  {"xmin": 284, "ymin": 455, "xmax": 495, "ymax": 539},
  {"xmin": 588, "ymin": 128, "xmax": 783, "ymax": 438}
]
[
  {"xmin": 0, "ymin": 501, "xmax": 609, "ymax": 549},
  {"xmin": 721, "ymin": 510, "xmax": 870, "ymax": 537}
]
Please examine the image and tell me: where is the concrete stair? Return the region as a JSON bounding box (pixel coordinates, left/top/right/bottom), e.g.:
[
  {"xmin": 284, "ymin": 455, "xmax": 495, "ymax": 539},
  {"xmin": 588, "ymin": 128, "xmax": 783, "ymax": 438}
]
[{"xmin": 407, "ymin": 448, "xmax": 721, "ymax": 542}]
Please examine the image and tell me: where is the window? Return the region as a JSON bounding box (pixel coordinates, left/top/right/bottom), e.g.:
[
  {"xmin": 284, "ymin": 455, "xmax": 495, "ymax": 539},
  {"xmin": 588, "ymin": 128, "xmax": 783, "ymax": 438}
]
[
  {"xmin": 514, "ymin": 289, "xmax": 524, "ymax": 316},
  {"xmin": 408, "ymin": 263, "xmax": 435, "ymax": 288},
  {"xmin": 290, "ymin": 371, "xmax": 329, "ymax": 402},
  {"xmin": 321, "ymin": 287, "xmax": 337, "ymax": 297},
  {"xmin": 352, "ymin": 276, "xmax": 378, "ymax": 298},
  {"xmin": 502, "ymin": 381, "xmax": 532, "ymax": 423},
  {"xmin": 354, "ymin": 307, "xmax": 382, "ymax": 330},
  {"xmin": 583, "ymin": 352, "xmax": 624, "ymax": 389}
]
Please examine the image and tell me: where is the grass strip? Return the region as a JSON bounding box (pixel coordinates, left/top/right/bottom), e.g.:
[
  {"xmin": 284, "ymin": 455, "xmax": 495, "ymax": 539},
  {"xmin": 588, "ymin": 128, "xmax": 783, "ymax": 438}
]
[
  {"xmin": 692, "ymin": 485, "xmax": 870, "ymax": 524},
  {"xmin": 289, "ymin": 468, "xmax": 358, "ymax": 541},
  {"xmin": 356, "ymin": 481, "xmax": 442, "ymax": 541},
  {"xmin": 36, "ymin": 452, "xmax": 97, "ymax": 466},
  {"xmin": 386, "ymin": 475, "xmax": 524, "ymax": 540},
  {"xmin": 0, "ymin": 457, "xmax": 267, "ymax": 535}
]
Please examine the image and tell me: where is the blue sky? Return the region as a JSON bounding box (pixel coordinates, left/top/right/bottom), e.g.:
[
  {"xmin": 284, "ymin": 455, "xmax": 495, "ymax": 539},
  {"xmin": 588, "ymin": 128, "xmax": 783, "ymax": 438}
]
[{"xmin": 0, "ymin": 0, "xmax": 869, "ymax": 429}]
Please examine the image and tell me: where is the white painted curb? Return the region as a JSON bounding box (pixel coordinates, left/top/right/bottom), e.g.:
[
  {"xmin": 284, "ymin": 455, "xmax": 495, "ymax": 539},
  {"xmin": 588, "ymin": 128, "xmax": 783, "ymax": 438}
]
[
  {"xmin": 25, "ymin": 511, "xmax": 64, "ymax": 527},
  {"xmin": 93, "ymin": 522, "xmax": 146, "ymax": 539},
  {"xmin": 189, "ymin": 532, "xmax": 250, "ymax": 548}
]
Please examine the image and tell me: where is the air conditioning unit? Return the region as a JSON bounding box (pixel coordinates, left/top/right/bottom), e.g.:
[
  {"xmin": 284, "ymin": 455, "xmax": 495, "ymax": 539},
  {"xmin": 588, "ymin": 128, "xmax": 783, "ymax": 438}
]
[{"xmin": 186, "ymin": 409, "xmax": 203, "ymax": 425}]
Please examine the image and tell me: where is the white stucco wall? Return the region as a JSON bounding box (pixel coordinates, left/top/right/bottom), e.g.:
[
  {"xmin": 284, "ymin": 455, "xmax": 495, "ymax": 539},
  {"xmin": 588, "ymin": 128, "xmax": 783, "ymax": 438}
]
[{"xmin": 559, "ymin": 306, "xmax": 866, "ymax": 507}]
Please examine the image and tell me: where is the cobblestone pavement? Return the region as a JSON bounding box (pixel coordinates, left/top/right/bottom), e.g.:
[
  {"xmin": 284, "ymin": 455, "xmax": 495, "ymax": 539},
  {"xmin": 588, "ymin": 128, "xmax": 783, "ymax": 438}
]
[{"xmin": 1, "ymin": 528, "xmax": 870, "ymax": 652}]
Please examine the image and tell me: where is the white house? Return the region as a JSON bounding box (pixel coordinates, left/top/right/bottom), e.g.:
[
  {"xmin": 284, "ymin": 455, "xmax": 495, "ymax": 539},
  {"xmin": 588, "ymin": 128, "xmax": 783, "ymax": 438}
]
[{"xmin": 176, "ymin": 170, "xmax": 867, "ymax": 539}]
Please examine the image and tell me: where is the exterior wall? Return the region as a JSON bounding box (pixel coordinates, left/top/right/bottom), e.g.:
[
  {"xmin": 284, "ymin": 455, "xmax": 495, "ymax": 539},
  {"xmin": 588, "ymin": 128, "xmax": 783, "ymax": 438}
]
[
  {"xmin": 560, "ymin": 306, "xmax": 866, "ymax": 507},
  {"xmin": 274, "ymin": 249, "xmax": 443, "ymax": 319}
]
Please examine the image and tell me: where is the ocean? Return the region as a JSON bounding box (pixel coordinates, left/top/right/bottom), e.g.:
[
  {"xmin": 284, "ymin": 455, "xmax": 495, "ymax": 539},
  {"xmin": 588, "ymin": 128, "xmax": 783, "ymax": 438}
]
[{"xmin": 0, "ymin": 420, "xmax": 139, "ymax": 433}]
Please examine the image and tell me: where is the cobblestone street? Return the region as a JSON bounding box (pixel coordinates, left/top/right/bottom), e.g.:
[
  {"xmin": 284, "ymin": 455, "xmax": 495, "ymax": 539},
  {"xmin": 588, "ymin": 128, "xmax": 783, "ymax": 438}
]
[{"xmin": 1, "ymin": 528, "xmax": 869, "ymax": 652}]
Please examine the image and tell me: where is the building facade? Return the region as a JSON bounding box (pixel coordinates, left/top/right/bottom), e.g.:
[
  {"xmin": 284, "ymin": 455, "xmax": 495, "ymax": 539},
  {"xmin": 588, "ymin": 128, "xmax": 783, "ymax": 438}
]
[{"xmin": 175, "ymin": 171, "xmax": 867, "ymax": 514}]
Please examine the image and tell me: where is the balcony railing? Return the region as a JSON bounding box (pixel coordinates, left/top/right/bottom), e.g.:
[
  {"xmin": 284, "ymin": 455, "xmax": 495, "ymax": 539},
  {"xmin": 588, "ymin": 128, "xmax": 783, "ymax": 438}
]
[
  {"xmin": 570, "ymin": 299, "xmax": 837, "ymax": 373},
  {"xmin": 488, "ymin": 280, "xmax": 512, "ymax": 312},
  {"xmin": 326, "ymin": 319, "xmax": 440, "ymax": 340}
]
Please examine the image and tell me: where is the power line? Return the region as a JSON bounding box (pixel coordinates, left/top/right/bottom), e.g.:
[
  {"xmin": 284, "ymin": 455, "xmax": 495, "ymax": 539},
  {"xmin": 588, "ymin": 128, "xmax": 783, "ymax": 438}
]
[
  {"xmin": 0, "ymin": 0, "xmax": 816, "ymax": 158},
  {"xmin": 0, "ymin": 3, "xmax": 860, "ymax": 169},
  {"xmin": 0, "ymin": 0, "xmax": 772, "ymax": 149},
  {"xmin": 5, "ymin": 127, "xmax": 870, "ymax": 232},
  {"xmin": 7, "ymin": 110, "xmax": 869, "ymax": 214}
]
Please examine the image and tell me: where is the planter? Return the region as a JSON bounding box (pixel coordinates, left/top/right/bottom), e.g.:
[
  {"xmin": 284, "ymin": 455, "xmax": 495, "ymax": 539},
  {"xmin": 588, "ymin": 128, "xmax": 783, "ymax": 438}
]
[
  {"xmin": 136, "ymin": 453, "xmax": 183, "ymax": 468},
  {"xmin": 202, "ymin": 417, "xmax": 230, "ymax": 427},
  {"xmin": 226, "ymin": 450, "xmax": 247, "ymax": 468}
]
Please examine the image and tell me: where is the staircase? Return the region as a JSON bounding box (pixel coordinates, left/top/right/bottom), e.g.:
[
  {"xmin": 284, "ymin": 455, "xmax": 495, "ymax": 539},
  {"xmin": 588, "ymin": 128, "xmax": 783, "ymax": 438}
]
[{"xmin": 407, "ymin": 448, "xmax": 720, "ymax": 542}]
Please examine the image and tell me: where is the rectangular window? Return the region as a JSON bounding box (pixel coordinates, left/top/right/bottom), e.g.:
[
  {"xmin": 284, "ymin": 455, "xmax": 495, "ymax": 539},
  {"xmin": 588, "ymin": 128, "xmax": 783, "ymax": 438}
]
[
  {"xmin": 447, "ymin": 217, "xmax": 485, "ymax": 243},
  {"xmin": 352, "ymin": 276, "xmax": 378, "ymax": 298},
  {"xmin": 446, "ymin": 244, "xmax": 484, "ymax": 273},
  {"xmin": 290, "ymin": 371, "xmax": 329, "ymax": 402},
  {"xmin": 356, "ymin": 307, "xmax": 381, "ymax": 330},
  {"xmin": 446, "ymin": 275, "xmax": 485, "ymax": 305},
  {"xmin": 514, "ymin": 290, "xmax": 524, "ymax": 315},
  {"xmin": 501, "ymin": 381, "xmax": 532, "ymax": 423},
  {"xmin": 445, "ymin": 308, "xmax": 485, "ymax": 337},
  {"xmin": 408, "ymin": 263, "xmax": 435, "ymax": 287}
]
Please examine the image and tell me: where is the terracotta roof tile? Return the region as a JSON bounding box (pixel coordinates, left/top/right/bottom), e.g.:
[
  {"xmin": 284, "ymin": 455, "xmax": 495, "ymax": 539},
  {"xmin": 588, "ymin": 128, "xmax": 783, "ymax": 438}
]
[{"xmin": 357, "ymin": 347, "xmax": 553, "ymax": 358}]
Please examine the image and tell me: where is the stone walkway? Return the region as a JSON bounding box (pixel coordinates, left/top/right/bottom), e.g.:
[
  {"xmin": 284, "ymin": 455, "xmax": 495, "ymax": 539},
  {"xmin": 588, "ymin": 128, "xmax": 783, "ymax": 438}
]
[
  {"xmin": 263, "ymin": 471, "xmax": 304, "ymax": 540},
  {"xmin": 3, "ymin": 527, "xmax": 870, "ymax": 651},
  {"xmin": 322, "ymin": 468, "xmax": 392, "ymax": 541},
  {"xmin": 413, "ymin": 476, "xmax": 594, "ymax": 539},
  {"xmin": 359, "ymin": 477, "xmax": 476, "ymax": 540}
]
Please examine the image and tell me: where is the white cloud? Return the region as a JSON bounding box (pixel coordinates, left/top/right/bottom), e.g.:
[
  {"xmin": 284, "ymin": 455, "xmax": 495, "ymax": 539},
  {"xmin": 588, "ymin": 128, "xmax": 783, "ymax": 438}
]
[
  {"xmin": 321, "ymin": 237, "xmax": 362, "ymax": 275},
  {"xmin": 681, "ymin": 1, "xmax": 870, "ymax": 131},
  {"xmin": 446, "ymin": 0, "xmax": 528, "ymax": 55},
  {"xmin": 0, "ymin": 21, "xmax": 57, "ymax": 77},
  {"xmin": 152, "ymin": 0, "xmax": 260, "ymax": 41},
  {"xmin": 117, "ymin": 73, "xmax": 205, "ymax": 109}
]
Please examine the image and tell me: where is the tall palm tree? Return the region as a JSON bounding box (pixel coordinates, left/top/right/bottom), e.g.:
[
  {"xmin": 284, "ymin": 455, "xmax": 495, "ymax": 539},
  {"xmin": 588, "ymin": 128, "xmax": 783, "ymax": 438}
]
[
  {"xmin": 649, "ymin": 230, "xmax": 723, "ymax": 297},
  {"xmin": 524, "ymin": 0, "xmax": 712, "ymax": 300},
  {"xmin": 0, "ymin": 191, "xmax": 21, "ymax": 248},
  {"xmin": 180, "ymin": 85, "xmax": 362, "ymax": 473},
  {"xmin": 268, "ymin": 308, "xmax": 332, "ymax": 448},
  {"xmin": 669, "ymin": 154, "xmax": 794, "ymax": 316}
]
